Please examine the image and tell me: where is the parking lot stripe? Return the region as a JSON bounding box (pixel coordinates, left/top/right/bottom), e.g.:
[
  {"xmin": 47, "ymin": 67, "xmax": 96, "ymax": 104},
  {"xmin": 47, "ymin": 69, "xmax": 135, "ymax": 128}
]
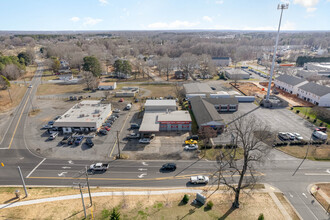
[{"xmin": 26, "ymin": 158, "xmax": 46, "ymax": 178}]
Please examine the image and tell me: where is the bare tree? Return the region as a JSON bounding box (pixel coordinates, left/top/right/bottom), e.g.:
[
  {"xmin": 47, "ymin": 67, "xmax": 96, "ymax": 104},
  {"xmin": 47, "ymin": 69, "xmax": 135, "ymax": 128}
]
[
  {"xmin": 158, "ymin": 55, "xmax": 174, "ymax": 81},
  {"xmin": 199, "ymin": 54, "xmax": 216, "ymax": 79},
  {"xmin": 198, "ymin": 126, "xmax": 217, "ymax": 147},
  {"xmin": 81, "ymin": 71, "xmax": 99, "ymax": 90},
  {"xmin": 179, "ymin": 53, "xmax": 197, "ymax": 80},
  {"xmin": 215, "ymin": 115, "xmax": 272, "ymax": 209},
  {"xmin": 103, "ymin": 90, "xmax": 111, "ymax": 100},
  {"xmin": 2, "ymin": 64, "xmax": 23, "ymax": 80}
]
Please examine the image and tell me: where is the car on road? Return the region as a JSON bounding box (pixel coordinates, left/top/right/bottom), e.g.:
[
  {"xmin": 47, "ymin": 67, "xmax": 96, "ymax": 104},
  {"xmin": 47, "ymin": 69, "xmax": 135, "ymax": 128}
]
[
  {"xmin": 190, "ymin": 175, "xmax": 209, "ymax": 184},
  {"xmin": 161, "ymin": 163, "xmax": 176, "ymax": 171},
  {"xmin": 75, "ymin": 136, "xmax": 84, "ymax": 145},
  {"xmin": 139, "ymin": 138, "xmax": 150, "ymax": 144},
  {"xmin": 130, "ymin": 123, "xmax": 140, "ymax": 129},
  {"xmin": 89, "ymin": 163, "xmax": 109, "ymax": 172},
  {"xmin": 28, "ymin": 85, "xmax": 32, "ymax": 88},
  {"xmin": 185, "ymin": 139, "xmax": 198, "ymax": 145},
  {"xmin": 184, "ymin": 144, "xmax": 198, "ymax": 151},
  {"xmin": 113, "ymin": 109, "xmax": 121, "ymax": 113},
  {"xmin": 85, "ymin": 138, "xmax": 94, "ymax": 147},
  {"xmin": 292, "ymin": 133, "xmax": 303, "ymax": 141},
  {"xmin": 186, "ymin": 135, "xmax": 199, "ymax": 141}
]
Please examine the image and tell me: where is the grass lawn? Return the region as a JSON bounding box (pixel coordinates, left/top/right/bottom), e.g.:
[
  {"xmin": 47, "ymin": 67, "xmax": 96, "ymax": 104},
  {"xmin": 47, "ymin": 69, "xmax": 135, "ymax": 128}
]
[
  {"xmin": 36, "ymin": 84, "xmax": 85, "ymax": 96},
  {"xmin": 0, "ymin": 190, "xmax": 286, "ymax": 220},
  {"xmin": 18, "ymin": 65, "xmax": 37, "ymax": 81},
  {"xmin": 313, "ymin": 183, "xmax": 330, "ymax": 213},
  {"xmin": 201, "ymin": 148, "xmax": 244, "ymax": 161},
  {"xmin": 292, "ymin": 107, "xmax": 329, "ymax": 128},
  {"xmin": 277, "ymin": 145, "xmax": 330, "ymax": 161},
  {"xmin": 0, "ymin": 84, "xmax": 27, "ymax": 113},
  {"xmin": 117, "ymin": 83, "xmax": 177, "ymax": 98}
]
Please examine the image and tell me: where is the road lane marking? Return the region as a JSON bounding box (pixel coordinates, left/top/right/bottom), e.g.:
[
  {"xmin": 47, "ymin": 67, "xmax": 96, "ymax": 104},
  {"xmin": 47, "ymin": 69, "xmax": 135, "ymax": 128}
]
[
  {"xmin": 326, "ymin": 169, "xmax": 330, "ymax": 174},
  {"xmin": 62, "ymin": 167, "xmax": 71, "ymax": 169},
  {"xmin": 302, "ymin": 193, "xmax": 307, "ymax": 198},
  {"xmin": 68, "ymin": 160, "xmax": 74, "ymax": 164},
  {"xmin": 8, "ymin": 88, "xmax": 33, "ymax": 149},
  {"xmin": 296, "ymin": 192, "xmax": 318, "ymax": 220},
  {"xmin": 142, "ymin": 162, "xmax": 148, "ymax": 166},
  {"xmin": 305, "ymin": 173, "xmax": 330, "ymax": 176},
  {"xmin": 26, "ymin": 158, "xmax": 46, "ymax": 178},
  {"xmin": 138, "ymin": 173, "xmax": 147, "ymax": 178},
  {"xmin": 58, "ymin": 172, "xmax": 68, "ymax": 177},
  {"xmin": 109, "ymin": 112, "xmax": 131, "ymax": 158},
  {"xmin": 138, "ymin": 168, "xmax": 147, "ymax": 171},
  {"xmin": 289, "ymin": 193, "xmax": 293, "ymax": 198}
]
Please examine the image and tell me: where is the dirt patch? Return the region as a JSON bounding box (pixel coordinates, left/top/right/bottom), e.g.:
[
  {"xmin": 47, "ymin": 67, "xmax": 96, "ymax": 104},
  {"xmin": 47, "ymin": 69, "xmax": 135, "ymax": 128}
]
[
  {"xmin": 0, "ymin": 192, "xmax": 286, "ymax": 220},
  {"xmin": 233, "ymin": 82, "xmax": 267, "ymax": 97},
  {"xmin": 316, "ymin": 184, "xmax": 330, "ymax": 197},
  {"xmin": 28, "ymin": 109, "xmax": 41, "ymax": 117},
  {"xmin": 275, "ymin": 192, "xmax": 300, "ymax": 220},
  {"xmin": 0, "ymin": 84, "xmax": 27, "ymax": 113},
  {"xmin": 36, "ymin": 84, "xmax": 84, "ymax": 96},
  {"xmin": 277, "ymin": 145, "xmax": 330, "ymax": 161}
]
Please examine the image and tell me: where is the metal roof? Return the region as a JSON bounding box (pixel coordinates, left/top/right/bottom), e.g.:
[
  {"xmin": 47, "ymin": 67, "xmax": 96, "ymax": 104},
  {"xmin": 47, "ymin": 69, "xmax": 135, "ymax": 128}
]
[
  {"xmin": 158, "ymin": 111, "xmax": 191, "ymax": 122},
  {"xmin": 298, "ymin": 82, "xmax": 330, "ymax": 97},
  {"xmin": 203, "ymin": 97, "xmax": 239, "ymax": 105},
  {"xmin": 275, "ymin": 74, "xmax": 307, "ymax": 86},
  {"xmin": 145, "ymin": 100, "xmax": 176, "ymax": 107},
  {"xmin": 183, "ymin": 83, "xmax": 213, "ymax": 94}
]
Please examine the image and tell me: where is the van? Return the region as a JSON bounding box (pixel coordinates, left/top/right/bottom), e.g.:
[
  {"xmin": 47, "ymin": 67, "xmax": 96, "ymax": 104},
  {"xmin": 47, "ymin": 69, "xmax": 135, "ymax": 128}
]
[{"xmin": 49, "ymin": 132, "xmax": 59, "ymax": 140}]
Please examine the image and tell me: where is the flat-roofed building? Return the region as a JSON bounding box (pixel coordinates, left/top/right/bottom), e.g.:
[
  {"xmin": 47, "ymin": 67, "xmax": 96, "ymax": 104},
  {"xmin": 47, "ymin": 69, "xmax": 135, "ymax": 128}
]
[
  {"xmin": 98, "ymin": 81, "xmax": 117, "ymax": 90},
  {"xmin": 144, "ymin": 100, "xmax": 177, "ymax": 111}
]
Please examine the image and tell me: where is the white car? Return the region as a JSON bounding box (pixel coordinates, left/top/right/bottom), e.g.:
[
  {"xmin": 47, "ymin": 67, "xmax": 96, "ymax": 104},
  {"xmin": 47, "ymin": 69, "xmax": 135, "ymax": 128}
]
[
  {"xmin": 28, "ymin": 85, "xmax": 33, "ymax": 88},
  {"xmin": 292, "ymin": 132, "xmax": 303, "ymax": 140},
  {"xmin": 184, "ymin": 144, "xmax": 198, "ymax": 151},
  {"xmin": 286, "ymin": 132, "xmax": 295, "ymax": 140},
  {"xmin": 139, "ymin": 138, "xmax": 150, "ymax": 144},
  {"xmin": 190, "ymin": 175, "xmax": 209, "ymax": 184},
  {"xmin": 113, "ymin": 109, "xmax": 120, "ymax": 113}
]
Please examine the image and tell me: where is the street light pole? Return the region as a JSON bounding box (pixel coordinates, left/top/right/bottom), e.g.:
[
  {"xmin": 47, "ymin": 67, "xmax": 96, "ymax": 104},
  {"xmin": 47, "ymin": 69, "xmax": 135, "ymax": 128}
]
[{"xmin": 265, "ymin": 3, "xmax": 289, "ymax": 101}]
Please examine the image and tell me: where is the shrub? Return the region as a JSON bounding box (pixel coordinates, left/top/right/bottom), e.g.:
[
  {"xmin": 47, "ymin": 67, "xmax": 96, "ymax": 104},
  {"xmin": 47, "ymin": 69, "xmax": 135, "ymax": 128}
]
[
  {"xmin": 258, "ymin": 213, "xmax": 265, "ymax": 220},
  {"xmin": 206, "ymin": 201, "xmax": 214, "ymax": 210},
  {"xmin": 313, "ymin": 119, "xmax": 317, "ymax": 123},
  {"xmin": 215, "ymin": 144, "xmax": 223, "ymax": 149},
  {"xmin": 320, "ymin": 122, "xmax": 323, "ymax": 126},
  {"xmin": 290, "ymin": 107, "xmax": 293, "ymax": 110},
  {"xmin": 110, "ymin": 208, "xmax": 121, "ymax": 220},
  {"xmin": 307, "ymin": 116, "xmax": 310, "ymax": 119},
  {"xmin": 182, "ymin": 194, "xmax": 189, "ymax": 204},
  {"xmin": 296, "ymin": 110, "xmax": 300, "ymax": 114}
]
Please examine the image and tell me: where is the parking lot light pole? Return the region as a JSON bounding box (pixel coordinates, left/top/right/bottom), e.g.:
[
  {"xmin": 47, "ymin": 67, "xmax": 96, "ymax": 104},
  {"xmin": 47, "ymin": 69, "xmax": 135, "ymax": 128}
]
[
  {"xmin": 17, "ymin": 166, "xmax": 28, "ymax": 197},
  {"xmin": 266, "ymin": 3, "xmax": 289, "ymax": 101},
  {"xmin": 117, "ymin": 131, "xmax": 121, "ymax": 158}
]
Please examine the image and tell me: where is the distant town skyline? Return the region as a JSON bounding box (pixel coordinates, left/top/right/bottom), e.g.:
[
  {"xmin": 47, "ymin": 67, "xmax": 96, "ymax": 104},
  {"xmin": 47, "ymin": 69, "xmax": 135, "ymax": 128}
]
[{"xmin": 1, "ymin": 0, "xmax": 330, "ymax": 31}]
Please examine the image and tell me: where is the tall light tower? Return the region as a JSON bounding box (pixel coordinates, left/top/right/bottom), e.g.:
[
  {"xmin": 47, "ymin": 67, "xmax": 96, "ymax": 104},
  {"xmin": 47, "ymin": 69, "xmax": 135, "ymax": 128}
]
[{"xmin": 265, "ymin": 3, "xmax": 289, "ymax": 101}]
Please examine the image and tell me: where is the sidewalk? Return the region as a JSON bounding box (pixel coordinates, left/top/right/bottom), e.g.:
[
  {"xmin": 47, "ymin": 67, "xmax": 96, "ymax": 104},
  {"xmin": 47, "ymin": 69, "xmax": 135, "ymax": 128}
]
[{"xmin": 310, "ymin": 184, "xmax": 330, "ymax": 214}]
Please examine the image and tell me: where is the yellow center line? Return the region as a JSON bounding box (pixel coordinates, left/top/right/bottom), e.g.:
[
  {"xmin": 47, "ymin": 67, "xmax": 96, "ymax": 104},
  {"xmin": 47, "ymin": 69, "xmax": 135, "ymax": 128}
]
[
  {"xmin": 109, "ymin": 111, "xmax": 131, "ymax": 158},
  {"xmin": 8, "ymin": 88, "xmax": 33, "ymax": 149}
]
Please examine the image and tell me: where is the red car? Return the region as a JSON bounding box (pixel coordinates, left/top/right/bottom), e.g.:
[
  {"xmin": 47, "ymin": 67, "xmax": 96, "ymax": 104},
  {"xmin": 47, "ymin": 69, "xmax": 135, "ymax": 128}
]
[
  {"xmin": 119, "ymin": 98, "xmax": 124, "ymax": 102},
  {"xmin": 103, "ymin": 126, "xmax": 111, "ymax": 131}
]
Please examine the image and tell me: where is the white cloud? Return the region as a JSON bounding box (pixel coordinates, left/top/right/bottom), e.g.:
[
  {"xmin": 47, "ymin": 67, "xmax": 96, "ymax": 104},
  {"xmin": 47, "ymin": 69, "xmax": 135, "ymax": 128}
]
[
  {"xmin": 293, "ymin": 0, "xmax": 319, "ymax": 12},
  {"xmin": 99, "ymin": 0, "xmax": 108, "ymax": 5},
  {"xmin": 215, "ymin": 0, "xmax": 224, "ymax": 4},
  {"xmin": 306, "ymin": 7, "xmax": 317, "ymax": 12},
  {"xmin": 282, "ymin": 21, "xmax": 296, "ymax": 30},
  {"xmin": 70, "ymin": 17, "xmax": 80, "ymax": 22},
  {"xmin": 203, "ymin": 16, "xmax": 213, "ymax": 22},
  {"xmin": 148, "ymin": 20, "xmax": 200, "ymax": 29},
  {"xmin": 83, "ymin": 17, "xmax": 103, "ymax": 26}
]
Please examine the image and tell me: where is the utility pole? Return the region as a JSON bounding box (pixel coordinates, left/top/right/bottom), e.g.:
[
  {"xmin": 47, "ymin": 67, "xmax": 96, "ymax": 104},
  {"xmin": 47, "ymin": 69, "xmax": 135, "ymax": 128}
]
[
  {"xmin": 265, "ymin": 3, "xmax": 289, "ymax": 101},
  {"xmin": 117, "ymin": 131, "xmax": 121, "ymax": 158},
  {"xmin": 7, "ymin": 89, "xmax": 13, "ymax": 103},
  {"xmin": 85, "ymin": 166, "xmax": 93, "ymax": 206},
  {"xmin": 79, "ymin": 183, "xmax": 87, "ymax": 219},
  {"xmin": 17, "ymin": 166, "xmax": 28, "ymax": 197},
  {"xmin": 292, "ymin": 134, "xmax": 313, "ymax": 176}
]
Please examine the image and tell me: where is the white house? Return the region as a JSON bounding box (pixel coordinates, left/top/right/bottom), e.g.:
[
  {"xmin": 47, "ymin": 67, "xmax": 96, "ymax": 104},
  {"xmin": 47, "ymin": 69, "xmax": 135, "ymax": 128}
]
[
  {"xmin": 98, "ymin": 82, "xmax": 117, "ymax": 90},
  {"xmin": 297, "ymin": 82, "xmax": 330, "ymax": 107},
  {"xmin": 59, "ymin": 74, "xmax": 73, "ymax": 81},
  {"xmin": 274, "ymin": 74, "xmax": 308, "ymax": 94}
]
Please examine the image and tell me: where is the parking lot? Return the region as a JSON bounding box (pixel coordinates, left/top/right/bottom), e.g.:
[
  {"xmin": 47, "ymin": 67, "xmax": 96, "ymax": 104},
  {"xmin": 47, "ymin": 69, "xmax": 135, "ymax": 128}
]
[
  {"xmin": 220, "ymin": 102, "xmax": 315, "ymax": 140},
  {"xmin": 25, "ymin": 98, "xmax": 195, "ymax": 161}
]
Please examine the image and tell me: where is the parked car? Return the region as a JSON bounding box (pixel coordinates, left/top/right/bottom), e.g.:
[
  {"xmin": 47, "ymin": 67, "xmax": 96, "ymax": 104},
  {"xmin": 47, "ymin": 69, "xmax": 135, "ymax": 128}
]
[
  {"xmin": 185, "ymin": 139, "xmax": 198, "ymax": 145},
  {"xmin": 286, "ymin": 133, "xmax": 295, "ymax": 140},
  {"xmin": 60, "ymin": 135, "xmax": 70, "ymax": 145},
  {"xmin": 113, "ymin": 109, "xmax": 121, "ymax": 113},
  {"xmin": 143, "ymin": 133, "xmax": 155, "ymax": 140},
  {"xmin": 75, "ymin": 136, "xmax": 84, "ymax": 145},
  {"xmin": 85, "ymin": 138, "xmax": 94, "ymax": 147},
  {"xmin": 119, "ymin": 98, "xmax": 124, "ymax": 102},
  {"xmin": 278, "ymin": 132, "xmax": 289, "ymax": 141},
  {"xmin": 68, "ymin": 137, "xmax": 75, "ymax": 145},
  {"xmin": 42, "ymin": 124, "xmax": 53, "ymax": 129},
  {"xmin": 161, "ymin": 163, "xmax": 176, "ymax": 171},
  {"xmin": 184, "ymin": 144, "xmax": 198, "ymax": 151},
  {"xmin": 186, "ymin": 135, "xmax": 199, "ymax": 141},
  {"xmin": 103, "ymin": 126, "xmax": 111, "ymax": 131},
  {"xmin": 190, "ymin": 175, "xmax": 209, "ymax": 184},
  {"xmin": 48, "ymin": 121, "xmax": 55, "ymax": 125},
  {"xmin": 54, "ymin": 115, "xmax": 61, "ymax": 120},
  {"xmin": 131, "ymin": 123, "xmax": 140, "ymax": 129},
  {"xmin": 28, "ymin": 85, "xmax": 33, "ymax": 88},
  {"xmin": 134, "ymin": 98, "xmax": 139, "ymax": 103},
  {"xmin": 312, "ymin": 130, "xmax": 328, "ymax": 141},
  {"xmin": 127, "ymin": 133, "xmax": 140, "ymax": 139},
  {"xmin": 48, "ymin": 132, "xmax": 58, "ymax": 140},
  {"xmin": 139, "ymin": 138, "xmax": 150, "ymax": 144},
  {"xmin": 292, "ymin": 133, "xmax": 303, "ymax": 140},
  {"xmin": 315, "ymin": 127, "xmax": 327, "ymax": 132},
  {"xmin": 210, "ymin": 87, "xmax": 216, "ymax": 91},
  {"xmin": 99, "ymin": 129, "xmax": 108, "ymax": 135},
  {"xmin": 125, "ymin": 103, "xmax": 132, "ymax": 110}
]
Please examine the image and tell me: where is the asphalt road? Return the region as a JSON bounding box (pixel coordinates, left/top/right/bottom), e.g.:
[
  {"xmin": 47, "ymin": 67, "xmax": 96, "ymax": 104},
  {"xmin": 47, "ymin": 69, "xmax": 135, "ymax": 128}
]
[{"xmin": 0, "ymin": 59, "xmax": 329, "ymax": 220}]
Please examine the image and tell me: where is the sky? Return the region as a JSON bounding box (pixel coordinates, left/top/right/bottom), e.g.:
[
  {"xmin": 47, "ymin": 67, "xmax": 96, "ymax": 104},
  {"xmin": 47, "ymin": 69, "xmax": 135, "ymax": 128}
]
[{"xmin": 0, "ymin": 0, "xmax": 329, "ymax": 31}]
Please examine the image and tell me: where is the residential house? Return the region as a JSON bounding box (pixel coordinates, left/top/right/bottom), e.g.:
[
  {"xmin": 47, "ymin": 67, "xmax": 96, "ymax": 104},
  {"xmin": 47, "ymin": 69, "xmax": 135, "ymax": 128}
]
[
  {"xmin": 297, "ymin": 82, "xmax": 330, "ymax": 107},
  {"xmin": 98, "ymin": 82, "xmax": 117, "ymax": 90}
]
